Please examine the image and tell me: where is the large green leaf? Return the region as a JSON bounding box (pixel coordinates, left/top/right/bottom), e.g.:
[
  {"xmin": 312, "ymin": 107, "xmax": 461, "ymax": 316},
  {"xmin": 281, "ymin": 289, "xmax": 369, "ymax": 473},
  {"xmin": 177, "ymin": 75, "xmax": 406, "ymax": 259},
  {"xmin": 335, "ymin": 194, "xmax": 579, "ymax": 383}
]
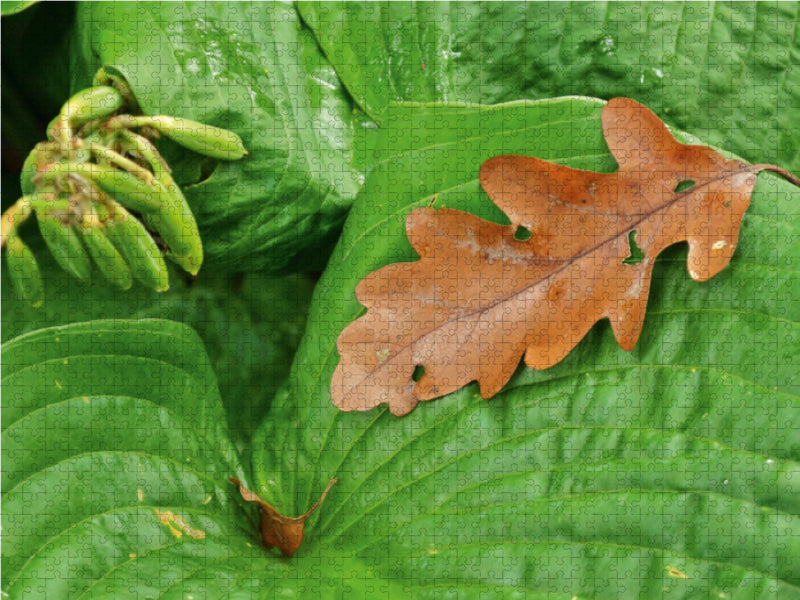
[
  {"xmin": 0, "ymin": 241, "xmax": 315, "ymax": 451},
  {"xmin": 70, "ymin": 1, "xmax": 362, "ymax": 272},
  {"xmin": 0, "ymin": 322, "xmax": 410, "ymax": 597},
  {"xmin": 1, "ymin": 320, "xmax": 264, "ymax": 596},
  {"xmin": 300, "ymin": 1, "xmax": 799, "ymax": 172},
  {"xmin": 5, "ymin": 4, "xmax": 800, "ymax": 596},
  {"xmin": 250, "ymin": 98, "xmax": 800, "ymax": 597},
  {"xmin": 5, "ymin": 100, "xmax": 798, "ymax": 600}
]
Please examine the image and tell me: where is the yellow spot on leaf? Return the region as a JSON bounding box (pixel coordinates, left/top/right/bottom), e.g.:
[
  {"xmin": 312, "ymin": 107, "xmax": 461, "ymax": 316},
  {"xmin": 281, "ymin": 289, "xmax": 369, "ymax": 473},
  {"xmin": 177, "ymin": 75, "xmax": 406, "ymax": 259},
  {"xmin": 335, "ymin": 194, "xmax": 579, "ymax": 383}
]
[
  {"xmin": 137, "ymin": 489, "xmax": 144, "ymax": 502},
  {"xmin": 154, "ymin": 509, "xmax": 206, "ymax": 540},
  {"xmin": 54, "ymin": 380, "xmax": 63, "ymax": 390},
  {"xmin": 128, "ymin": 553, "xmax": 137, "ymax": 559},
  {"xmin": 201, "ymin": 495, "xmax": 213, "ymax": 505},
  {"xmin": 427, "ymin": 548, "xmax": 438, "ymax": 555},
  {"xmin": 82, "ymin": 396, "xmax": 90, "ymax": 404},
  {"xmin": 666, "ymin": 565, "xmax": 688, "ymax": 579}
]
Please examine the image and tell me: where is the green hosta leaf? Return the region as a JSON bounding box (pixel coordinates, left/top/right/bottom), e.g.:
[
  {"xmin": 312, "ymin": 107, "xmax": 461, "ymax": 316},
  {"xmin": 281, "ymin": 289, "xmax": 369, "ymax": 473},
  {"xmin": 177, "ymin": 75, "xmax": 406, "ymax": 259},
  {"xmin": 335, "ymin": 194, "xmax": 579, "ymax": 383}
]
[
  {"xmin": 251, "ymin": 98, "xmax": 800, "ymax": 597},
  {"xmin": 0, "ymin": 316, "xmax": 410, "ymax": 597},
  {"xmin": 2, "ymin": 321, "xmax": 405, "ymax": 598},
  {"xmin": 0, "ymin": 255, "xmax": 315, "ymax": 452},
  {"xmin": 5, "ymin": 100, "xmax": 798, "ymax": 600},
  {"xmin": 1, "ymin": 320, "xmax": 261, "ymax": 596},
  {"xmin": 300, "ymin": 1, "xmax": 799, "ymax": 172},
  {"xmin": 70, "ymin": 2, "xmax": 362, "ymax": 272}
]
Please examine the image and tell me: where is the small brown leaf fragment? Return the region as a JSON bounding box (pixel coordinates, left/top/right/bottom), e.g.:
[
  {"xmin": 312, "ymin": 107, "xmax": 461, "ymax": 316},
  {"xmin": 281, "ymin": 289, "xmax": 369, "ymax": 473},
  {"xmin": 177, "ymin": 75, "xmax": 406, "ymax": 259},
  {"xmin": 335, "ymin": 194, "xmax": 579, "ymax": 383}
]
[
  {"xmin": 154, "ymin": 509, "xmax": 206, "ymax": 540},
  {"xmin": 666, "ymin": 565, "xmax": 689, "ymax": 579},
  {"xmin": 332, "ymin": 97, "xmax": 800, "ymax": 416},
  {"xmin": 229, "ymin": 477, "xmax": 337, "ymax": 558}
]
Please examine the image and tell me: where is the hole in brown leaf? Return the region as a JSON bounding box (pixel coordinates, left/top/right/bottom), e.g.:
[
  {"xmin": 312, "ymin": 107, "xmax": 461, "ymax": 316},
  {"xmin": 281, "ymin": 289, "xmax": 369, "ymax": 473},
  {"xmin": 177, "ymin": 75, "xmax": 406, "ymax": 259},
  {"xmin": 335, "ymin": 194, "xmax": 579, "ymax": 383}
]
[
  {"xmin": 513, "ymin": 225, "xmax": 532, "ymax": 241},
  {"xmin": 412, "ymin": 365, "xmax": 425, "ymax": 382},
  {"xmin": 622, "ymin": 230, "xmax": 644, "ymax": 265},
  {"xmin": 674, "ymin": 179, "xmax": 695, "ymax": 193}
]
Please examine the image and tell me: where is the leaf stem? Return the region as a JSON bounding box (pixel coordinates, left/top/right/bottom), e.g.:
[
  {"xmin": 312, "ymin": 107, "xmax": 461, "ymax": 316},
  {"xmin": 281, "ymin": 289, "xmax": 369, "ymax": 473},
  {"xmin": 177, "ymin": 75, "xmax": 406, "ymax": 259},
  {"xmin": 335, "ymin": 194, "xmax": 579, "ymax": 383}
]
[{"xmin": 749, "ymin": 164, "xmax": 800, "ymax": 188}]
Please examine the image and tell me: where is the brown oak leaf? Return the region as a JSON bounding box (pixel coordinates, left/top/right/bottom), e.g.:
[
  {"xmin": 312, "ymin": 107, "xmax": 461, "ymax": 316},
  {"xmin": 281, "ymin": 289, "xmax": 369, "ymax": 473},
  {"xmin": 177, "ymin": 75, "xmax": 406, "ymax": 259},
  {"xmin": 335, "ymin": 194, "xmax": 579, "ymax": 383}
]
[
  {"xmin": 332, "ymin": 97, "xmax": 799, "ymax": 416},
  {"xmin": 230, "ymin": 477, "xmax": 337, "ymax": 558}
]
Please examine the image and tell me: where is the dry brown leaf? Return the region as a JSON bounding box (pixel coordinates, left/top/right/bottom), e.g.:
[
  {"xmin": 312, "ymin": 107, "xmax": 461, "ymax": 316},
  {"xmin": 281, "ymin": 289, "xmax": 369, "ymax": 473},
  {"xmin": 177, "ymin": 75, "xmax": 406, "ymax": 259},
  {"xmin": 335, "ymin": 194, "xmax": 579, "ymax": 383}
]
[
  {"xmin": 332, "ymin": 97, "xmax": 799, "ymax": 416},
  {"xmin": 229, "ymin": 477, "xmax": 337, "ymax": 558}
]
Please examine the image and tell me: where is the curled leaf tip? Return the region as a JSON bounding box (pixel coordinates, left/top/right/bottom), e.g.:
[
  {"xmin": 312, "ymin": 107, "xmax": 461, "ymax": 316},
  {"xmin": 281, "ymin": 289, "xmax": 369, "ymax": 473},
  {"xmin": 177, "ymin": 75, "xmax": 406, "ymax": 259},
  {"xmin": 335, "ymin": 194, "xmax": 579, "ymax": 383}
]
[{"xmin": 230, "ymin": 477, "xmax": 337, "ymax": 558}]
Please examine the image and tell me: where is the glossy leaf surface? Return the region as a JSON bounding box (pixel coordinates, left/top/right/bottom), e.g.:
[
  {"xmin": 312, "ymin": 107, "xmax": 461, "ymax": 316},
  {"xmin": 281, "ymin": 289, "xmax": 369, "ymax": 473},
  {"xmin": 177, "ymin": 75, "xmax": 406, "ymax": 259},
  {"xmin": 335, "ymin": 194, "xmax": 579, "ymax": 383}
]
[
  {"xmin": 301, "ymin": 1, "xmax": 799, "ymax": 172},
  {"xmin": 255, "ymin": 98, "xmax": 800, "ymax": 597},
  {"xmin": 71, "ymin": 2, "xmax": 362, "ymax": 272}
]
